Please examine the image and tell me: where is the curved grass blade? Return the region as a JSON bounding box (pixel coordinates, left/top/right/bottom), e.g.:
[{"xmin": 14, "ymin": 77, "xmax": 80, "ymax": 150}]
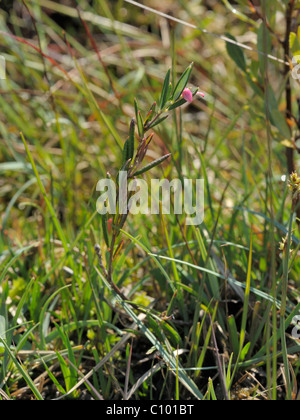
[
  {"xmin": 0, "ymin": 336, "xmax": 44, "ymax": 400},
  {"xmin": 39, "ymin": 285, "xmax": 72, "ymax": 350},
  {"xmin": 150, "ymin": 253, "xmax": 282, "ymax": 308},
  {"xmin": 20, "ymin": 133, "xmax": 69, "ymax": 253},
  {"xmin": 0, "ymin": 243, "xmax": 39, "ymax": 284}
]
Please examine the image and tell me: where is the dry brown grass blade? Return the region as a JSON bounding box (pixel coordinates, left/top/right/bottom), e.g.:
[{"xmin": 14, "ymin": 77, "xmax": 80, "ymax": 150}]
[{"xmin": 0, "ymin": 388, "xmax": 11, "ymax": 400}]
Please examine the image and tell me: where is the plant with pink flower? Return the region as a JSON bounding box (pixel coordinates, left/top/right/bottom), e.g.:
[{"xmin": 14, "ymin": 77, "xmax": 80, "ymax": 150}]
[{"xmin": 182, "ymin": 87, "xmax": 205, "ymax": 103}]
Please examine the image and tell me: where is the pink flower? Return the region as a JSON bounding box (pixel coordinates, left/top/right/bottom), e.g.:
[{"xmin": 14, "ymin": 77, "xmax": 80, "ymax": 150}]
[
  {"xmin": 182, "ymin": 88, "xmax": 193, "ymax": 103},
  {"xmin": 182, "ymin": 88, "xmax": 205, "ymax": 103}
]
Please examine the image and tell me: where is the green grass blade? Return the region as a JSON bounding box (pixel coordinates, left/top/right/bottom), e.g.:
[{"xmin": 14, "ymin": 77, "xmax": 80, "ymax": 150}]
[
  {"xmin": 240, "ymin": 233, "xmax": 252, "ymax": 349},
  {"xmin": 0, "ymin": 243, "xmax": 38, "ymax": 284},
  {"xmin": 20, "ymin": 133, "xmax": 69, "ymax": 253},
  {"xmin": 39, "ymin": 285, "xmax": 72, "ymax": 350},
  {"xmin": 0, "ymin": 336, "xmax": 44, "ymax": 400}
]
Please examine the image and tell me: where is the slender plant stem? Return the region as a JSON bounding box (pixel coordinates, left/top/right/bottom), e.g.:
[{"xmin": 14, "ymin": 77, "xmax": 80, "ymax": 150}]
[
  {"xmin": 284, "ymin": 0, "xmax": 295, "ymax": 175},
  {"xmin": 280, "ymin": 211, "xmax": 293, "ymax": 399},
  {"xmin": 262, "ymin": 0, "xmax": 277, "ymax": 400}
]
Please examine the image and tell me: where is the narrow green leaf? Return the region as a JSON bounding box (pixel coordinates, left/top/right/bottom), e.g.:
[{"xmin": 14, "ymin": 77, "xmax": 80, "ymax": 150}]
[
  {"xmin": 161, "ymin": 322, "xmax": 182, "ymax": 347},
  {"xmin": 147, "ymin": 315, "xmax": 164, "ymax": 342},
  {"xmin": 289, "ymin": 31, "xmax": 300, "ymax": 56},
  {"xmin": 169, "ymin": 87, "xmax": 199, "ymax": 111},
  {"xmin": 144, "ymin": 102, "xmax": 156, "ymax": 126},
  {"xmin": 0, "ymin": 316, "xmax": 6, "ymax": 355},
  {"xmin": 270, "ymin": 109, "xmax": 291, "ymax": 138},
  {"xmin": 226, "ymin": 353, "xmax": 235, "ymax": 391},
  {"xmin": 53, "ymin": 322, "xmax": 78, "ymax": 392},
  {"xmin": 226, "ymin": 33, "xmax": 247, "ymax": 72},
  {"xmin": 240, "ymin": 342, "xmax": 250, "ymax": 362},
  {"xmin": 122, "ymin": 139, "xmax": 129, "ymax": 165},
  {"xmin": 168, "ymin": 98, "xmax": 186, "ymax": 111},
  {"xmin": 147, "ymin": 115, "xmax": 169, "ymax": 129},
  {"xmin": 134, "ymin": 153, "xmax": 171, "ymax": 176},
  {"xmin": 257, "ymin": 23, "xmax": 272, "ymax": 75},
  {"xmin": 56, "ymin": 351, "xmax": 72, "ymax": 391},
  {"xmin": 137, "ymin": 111, "xmax": 144, "ymax": 138},
  {"xmin": 264, "ymin": 86, "xmax": 291, "ymax": 138},
  {"xmin": 208, "ymin": 378, "xmax": 217, "ymax": 400},
  {"xmin": 128, "ymin": 118, "xmax": 135, "ymax": 160},
  {"xmin": 289, "ymin": 32, "xmax": 297, "ymax": 50},
  {"xmin": 227, "ymin": 315, "xmax": 239, "ymax": 358},
  {"xmin": 101, "ymin": 213, "xmax": 110, "ymax": 248},
  {"xmin": 172, "ymin": 62, "xmax": 194, "ymax": 101},
  {"xmin": 40, "ymin": 357, "xmax": 66, "ymax": 395},
  {"xmin": 134, "ymin": 98, "xmax": 139, "ymax": 122},
  {"xmin": 167, "ymin": 82, "xmax": 173, "ymax": 102},
  {"xmin": 159, "ymin": 69, "xmax": 171, "ymax": 110}
]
